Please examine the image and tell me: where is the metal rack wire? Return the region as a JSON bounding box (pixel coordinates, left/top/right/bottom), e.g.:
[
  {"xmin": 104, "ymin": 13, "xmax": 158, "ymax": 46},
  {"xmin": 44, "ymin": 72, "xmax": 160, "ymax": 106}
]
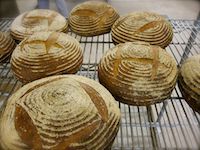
[{"xmin": 0, "ymin": 19, "xmax": 200, "ymax": 150}]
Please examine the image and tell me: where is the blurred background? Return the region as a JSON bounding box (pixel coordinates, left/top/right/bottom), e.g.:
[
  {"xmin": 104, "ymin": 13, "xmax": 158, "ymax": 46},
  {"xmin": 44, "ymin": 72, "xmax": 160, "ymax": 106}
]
[{"xmin": 0, "ymin": 0, "xmax": 199, "ymax": 19}]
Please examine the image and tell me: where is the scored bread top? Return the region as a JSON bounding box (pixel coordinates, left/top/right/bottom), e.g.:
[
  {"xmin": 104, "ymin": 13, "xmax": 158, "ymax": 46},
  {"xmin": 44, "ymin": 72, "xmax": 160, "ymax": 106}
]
[
  {"xmin": 179, "ymin": 55, "xmax": 200, "ymax": 100},
  {"xmin": 11, "ymin": 32, "xmax": 83, "ymax": 83},
  {"xmin": 0, "ymin": 75, "xmax": 120, "ymax": 150},
  {"xmin": 69, "ymin": 1, "xmax": 119, "ymax": 36},
  {"xmin": 98, "ymin": 41, "xmax": 178, "ymax": 105},
  {"xmin": 0, "ymin": 32, "xmax": 16, "ymax": 62},
  {"xmin": 111, "ymin": 12, "xmax": 173, "ymax": 48},
  {"xmin": 11, "ymin": 9, "xmax": 68, "ymax": 41}
]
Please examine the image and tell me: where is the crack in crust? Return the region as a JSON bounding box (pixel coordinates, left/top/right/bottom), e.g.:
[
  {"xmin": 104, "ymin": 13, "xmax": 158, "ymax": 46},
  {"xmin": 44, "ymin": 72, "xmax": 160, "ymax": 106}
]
[
  {"xmin": 98, "ymin": 7, "xmax": 114, "ymax": 27},
  {"xmin": 151, "ymin": 46, "xmax": 159, "ymax": 80},
  {"xmin": 71, "ymin": 9, "xmax": 97, "ymax": 17},
  {"xmin": 112, "ymin": 44, "xmax": 163, "ymax": 80},
  {"xmin": 114, "ymin": 14, "xmax": 165, "ymax": 35},
  {"xmin": 113, "ymin": 45, "xmax": 123, "ymax": 77},
  {"xmin": 20, "ymin": 32, "xmax": 64, "ymax": 54},
  {"xmin": 71, "ymin": 6, "xmax": 114, "ymax": 27},
  {"xmin": 45, "ymin": 32, "xmax": 61, "ymax": 53},
  {"xmin": 78, "ymin": 81, "xmax": 109, "ymax": 123},
  {"xmin": 113, "ymin": 15, "xmax": 133, "ymax": 29},
  {"xmin": 15, "ymin": 104, "xmax": 102, "ymax": 150},
  {"xmin": 132, "ymin": 20, "xmax": 165, "ymax": 36},
  {"xmin": 14, "ymin": 104, "xmax": 43, "ymax": 149},
  {"xmin": 22, "ymin": 12, "xmax": 57, "ymax": 27}
]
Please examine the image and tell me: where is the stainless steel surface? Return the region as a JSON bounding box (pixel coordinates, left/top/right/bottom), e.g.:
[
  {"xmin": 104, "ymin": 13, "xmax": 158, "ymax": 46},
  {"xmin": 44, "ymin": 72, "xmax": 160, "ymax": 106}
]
[{"xmin": 0, "ymin": 19, "xmax": 200, "ymax": 149}]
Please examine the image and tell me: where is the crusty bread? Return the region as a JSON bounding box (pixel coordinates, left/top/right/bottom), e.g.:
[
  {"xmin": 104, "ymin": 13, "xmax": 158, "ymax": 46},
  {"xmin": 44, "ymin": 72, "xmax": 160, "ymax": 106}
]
[
  {"xmin": 98, "ymin": 41, "xmax": 178, "ymax": 106},
  {"xmin": 111, "ymin": 12, "xmax": 173, "ymax": 48},
  {"xmin": 69, "ymin": 1, "xmax": 119, "ymax": 36},
  {"xmin": 0, "ymin": 32, "xmax": 16, "ymax": 62},
  {"xmin": 0, "ymin": 75, "xmax": 120, "ymax": 150},
  {"xmin": 178, "ymin": 55, "xmax": 200, "ymax": 114},
  {"xmin": 11, "ymin": 32, "xmax": 83, "ymax": 83},
  {"xmin": 11, "ymin": 9, "xmax": 68, "ymax": 41}
]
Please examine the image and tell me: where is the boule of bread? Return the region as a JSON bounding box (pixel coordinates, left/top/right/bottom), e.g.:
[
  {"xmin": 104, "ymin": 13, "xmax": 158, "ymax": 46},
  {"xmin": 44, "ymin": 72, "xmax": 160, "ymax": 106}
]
[
  {"xmin": 0, "ymin": 32, "xmax": 16, "ymax": 62},
  {"xmin": 11, "ymin": 32, "xmax": 83, "ymax": 83},
  {"xmin": 178, "ymin": 55, "xmax": 200, "ymax": 114},
  {"xmin": 98, "ymin": 41, "xmax": 178, "ymax": 106},
  {"xmin": 0, "ymin": 75, "xmax": 121, "ymax": 150},
  {"xmin": 111, "ymin": 12, "xmax": 173, "ymax": 48},
  {"xmin": 69, "ymin": 1, "xmax": 119, "ymax": 36},
  {"xmin": 11, "ymin": 9, "xmax": 68, "ymax": 41}
]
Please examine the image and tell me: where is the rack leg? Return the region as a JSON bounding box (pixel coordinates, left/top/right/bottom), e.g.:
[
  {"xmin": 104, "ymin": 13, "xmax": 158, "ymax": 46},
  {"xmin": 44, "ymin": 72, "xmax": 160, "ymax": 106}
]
[
  {"xmin": 180, "ymin": 11, "xmax": 200, "ymax": 64},
  {"xmin": 147, "ymin": 106, "xmax": 159, "ymax": 149},
  {"xmin": 156, "ymin": 101, "xmax": 168, "ymax": 122}
]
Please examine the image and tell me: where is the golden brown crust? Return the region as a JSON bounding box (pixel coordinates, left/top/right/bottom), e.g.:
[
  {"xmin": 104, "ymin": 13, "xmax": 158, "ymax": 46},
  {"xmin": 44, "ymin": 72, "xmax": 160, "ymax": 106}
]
[
  {"xmin": 98, "ymin": 42, "xmax": 178, "ymax": 106},
  {"xmin": 78, "ymin": 82, "xmax": 108, "ymax": 122},
  {"xmin": 52, "ymin": 120, "xmax": 101, "ymax": 150},
  {"xmin": 0, "ymin": 32, "xmax": 16, "ymax": 62},
  {"xmin": 151, "ymin": 46, "xmax": 159, "ymax": 80},
  {"xmin": 11, "ymin": 9, "xmax": 68, "ymax": 41},
  {"xmin": 178, "ymin": 55, "xmax": 200, "ymax": 114},
  {"xmin": 0, "ymin": 75, "xmax": 120, "ymax": 150},
  {"xmin": 45, "ymin": 32, "xmax": 62, "ymax": 53},
  {"xmin": 69, "ymin": 1, "xmax": 119, "ymax": 36},
  {"xmin": 11, "ymin": 32, "xmax": 83, "ymax": 83},
  {"xmin": 15, "ymin": 105, "xmax": 43, "ymax": 149},
  {"xmin": 111, "ymin": 12, "xmax": 173, "ymax": 48},
  {"xmin": 22, "ymin": 11, "xmax": 57, "ymax": 28}
]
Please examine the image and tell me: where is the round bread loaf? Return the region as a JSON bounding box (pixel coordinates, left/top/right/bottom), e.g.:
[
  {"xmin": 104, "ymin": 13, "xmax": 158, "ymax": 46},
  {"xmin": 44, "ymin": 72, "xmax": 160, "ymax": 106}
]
[
  {"xmin": 69, "ymin": 1, "xmax": 119, "ymax": 36},
  {"xmin": 11, "ymin": 32, "xmax": 83, "ymax": 83},
  {"xmin": 0, "ymin": 75, "xmax": 120, "ymax": 150},
  {"xmin": 178, "ymin": 55, "xmax": 200, "ymax": 114},
  {"xmin": 0, "ymin": 32, "xmax": 16, "ymax": 62},
  {"xmin": 111, "ymin": 12, "xmax": 173, "ymax": 48},
  {"xmin": 98, "ymin": 42, "xmax": 178, "ymax": 105},
  {"xmin": 11, "ymin": 9, "xmax": 68, "ymax": 41}
]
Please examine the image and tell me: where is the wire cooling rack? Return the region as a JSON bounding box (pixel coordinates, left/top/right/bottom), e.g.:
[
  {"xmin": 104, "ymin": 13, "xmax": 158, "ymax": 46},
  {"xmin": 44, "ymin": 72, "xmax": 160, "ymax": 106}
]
[{"xmin": 0, "ymin": 19, "xmax": 200, "ymax": 150}]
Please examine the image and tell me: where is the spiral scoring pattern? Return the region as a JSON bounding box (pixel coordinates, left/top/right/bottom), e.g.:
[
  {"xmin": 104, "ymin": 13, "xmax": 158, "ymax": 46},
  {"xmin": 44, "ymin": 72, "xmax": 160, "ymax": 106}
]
[
  {"xmin": 178, "ymin": 55, "xmax": 200, "ymax": 114},
  {"xmin": 0, "ymin": 32, "xmax": 16, "ymax": 62},
  {"xmin": 11, "ymin": 9, "xmax": 68, "ymax": 41},
  {"xmin": 11, "ymin": 32, "xmax": 83, "ymax": 83},
  {"xmin": 111, "ymin": 12, "xmax": 173, "ymax": 48},
  {"xmin": 69, "ymin": 1, "xmax": 119, "ymax": 36},
  {"xmin": 0, "ymin": 75, "xmax": 120, "ymax": 150},
  {"xmin": 98, "ymin": 42, "xmax": 178, "ymax": 106}
]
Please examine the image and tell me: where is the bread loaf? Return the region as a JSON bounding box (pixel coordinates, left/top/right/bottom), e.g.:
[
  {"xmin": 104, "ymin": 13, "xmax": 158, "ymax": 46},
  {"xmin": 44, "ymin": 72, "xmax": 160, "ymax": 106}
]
[
  {"xmin": 111, "ymin": 12, "xmax": 173, "ymax": 48},
  {"xmin": 0, "ymin": 75, "xmax": 120, "ymax": 150},
  {"xmin": 178, "ymin": 55, "xmax": 200, "ymax": 114},
  {"xmin": 11, "ymin": 9, "xmax": 68, "ymax": 41},
  {"xmin": 11, "ymin": 32, "xmax": 83, "ymax": 83},
  {"xmin": 69, "ymin": 1, "xmax": 119, "ymax": 36},
  {"xmin": 98, "ymin": 42, "xmax": 178, "ymax": 105},
  {"xmin": 0, "ymin": 32, "xmax": 16, "ymax": 62}
]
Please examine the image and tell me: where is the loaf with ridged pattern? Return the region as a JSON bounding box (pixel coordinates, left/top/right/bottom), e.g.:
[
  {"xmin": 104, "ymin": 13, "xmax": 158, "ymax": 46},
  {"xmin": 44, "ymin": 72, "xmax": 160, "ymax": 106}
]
[
  {"xmin": 69, "ymin": 1, "xmax": 119, "ymax": 36},
  {"xmin": 111, "ymin": 12, "xmax": 173, "ymax": 48},
  {"xmin": 0, "ymin": 32, "xmax": 16, "ymax": 62},
  {"xmin": 178, "ymin": 55, "xmax": 200, "ymax": 114},
  {"xmin": 98, "ymin": 42, "xmax": 178, "ymax": 105},
  {"xmin": 0, "ymin": 75, "xmax": 120, "ymax": 150},
  {"xmin": 11, "ymin": 9, "xmax": 68, "ymax": 41},
  {"xmin": 11, "ymin": 32, "xmax": 83, "ymax": 83}
]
